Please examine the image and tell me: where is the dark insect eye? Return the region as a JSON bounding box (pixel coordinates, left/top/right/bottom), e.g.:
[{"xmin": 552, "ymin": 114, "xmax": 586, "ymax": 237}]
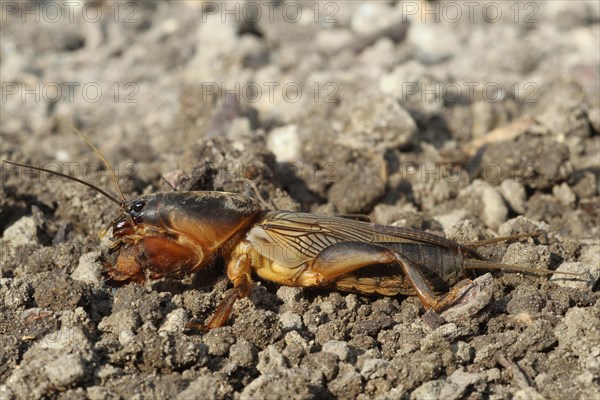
[{"xmin": 132, "ymin": 200, "xmax": 145, "ymax": 213}]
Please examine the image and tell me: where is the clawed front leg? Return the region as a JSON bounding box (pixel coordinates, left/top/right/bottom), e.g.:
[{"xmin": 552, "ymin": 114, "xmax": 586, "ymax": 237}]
[{"xmin": 187, "ymin": 252, "xmax": 253, "ymax": 332}]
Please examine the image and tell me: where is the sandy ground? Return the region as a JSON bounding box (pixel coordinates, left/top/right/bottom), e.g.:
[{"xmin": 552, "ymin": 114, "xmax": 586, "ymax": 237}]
[{"xmin": 1, "ymin": 1, "xmax": 599, "ymax": 399}]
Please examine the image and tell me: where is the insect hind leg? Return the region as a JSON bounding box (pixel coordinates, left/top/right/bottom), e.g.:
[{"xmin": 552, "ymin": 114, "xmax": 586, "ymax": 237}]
[{"xmin": 309, "ymin": 241, "xmax": 462, "ymax": 312}]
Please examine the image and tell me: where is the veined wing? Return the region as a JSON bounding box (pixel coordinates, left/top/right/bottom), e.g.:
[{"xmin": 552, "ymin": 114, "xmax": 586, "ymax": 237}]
[{"xmin": 256, "ymin": 211, "xmax": 482, "ymax": 260}]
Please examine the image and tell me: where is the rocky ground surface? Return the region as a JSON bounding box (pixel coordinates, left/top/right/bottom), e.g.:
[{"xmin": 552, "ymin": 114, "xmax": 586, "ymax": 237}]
[{"xmin": 1, "ymin": 1, "xmax": 599, "ymax": 399}]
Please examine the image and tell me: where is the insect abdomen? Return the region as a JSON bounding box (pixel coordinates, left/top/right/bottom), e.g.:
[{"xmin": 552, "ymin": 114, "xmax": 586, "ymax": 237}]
[{"xmin": 378, "ymin": 242, "xmax": 466, "ymax": 291}]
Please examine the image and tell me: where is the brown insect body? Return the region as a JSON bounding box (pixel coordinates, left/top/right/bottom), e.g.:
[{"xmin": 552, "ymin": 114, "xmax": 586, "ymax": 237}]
[{"xmin": 98, "ymin": 191, "xmax": 511, "ymax": 329}]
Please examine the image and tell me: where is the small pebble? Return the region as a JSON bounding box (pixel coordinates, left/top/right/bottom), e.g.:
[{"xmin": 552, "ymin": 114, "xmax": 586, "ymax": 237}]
[
  {"xmin": 322, "ymin": 340, "xmax": 350, "ymax": 361},
  {"xmin": 159, "ymin": 309, "xmax": 187, "ymax": 334},
  {"xmin": 71, "ymin": 251, "xmax": 101, "ymax": 285},
  {"xmin": 280, "ymin": 312, "xmax": 303, "ymax": 331},
  {"xmin": 440, "ymin": 274, "xmax": 494, "ymax": 322},
  {"xmin": 316, "ymin": 29, "xmax": 353, "ymax": 53},
  {"xmin": 579, "ymin": 245, "xmax": 600, "ymax": 266},
  {"xmin": 360, "ymin": 358, "xmax": 388, "ymax": 379},
  {"xmin": 3, "ymin": 216, "xmax": 38, "ymax": 245},
  {"xmin": 267, "ymin": 124, "xmax": 301, "ymax": 162},
  {"xmin": 550, "ymin": 261, "xmax": 600, "ymax": 290},
  {"xmin": 284, "ymin": 330, "xmax": 310, "ymax": 352},
  {"xmin": 202, "ymin": 327, "xmax": 235, "ymax": 356},
  {"xmin": 257, "ymin": 345, "xmax": 287, "ymax": 375},
  {"xmin": 498, "ymin": 216, "xmax": 548, "ymax": 237},
  {"xmin": 408, "ymin": 22, "xmax": 460, "ymax": 64},
  {"xmin": 44, "ymin": 354, "xmax": 86, "ymax": 387},
  {"xmin": 38, "ymin": 327, "xmax": 89, "ymax": 351},
  {"xmin": 328, "ymin": 363, "xmax": 363, "ymax": 399},
  {"xmin": 228, "ymin": 339, "xmax": 256, "ymax": 368},
  {"xmin": 479, "ymin": 182, "xmax": 509, "ymax": 229},
  {"xmin": 351, "ymin": 3, "xmax": 397, "ymax": 35},
  {"xmin": 438, "ymin": 369, "xmax": 480, "ymax": 400},
  {"xmin": 433, "ymin": 210, "xmax": 469, "ymax": 235},
  {"xmin": 276, "ymin": 286, "xmax": 303, "ymax": 305},
  {"xmin": 502, "ymin": 242, "xmax": 552, "ymax": 269},
  {"xmin": 176, "ymin": 375, "xmax": 232, "ymax": 400},
  {"xmin": 499, "ymin": 180, "xmax": 527, "ymax": 214},
  {"xmin": 95, "ymin": 365, "xmax": 120, "ymax": 380},
  {"xmin": 552, "ymin": 182, "xmax": 576, "ymax": 206},
  {"xmin": 411, "ymin": 378, "xmax": 445, "ymax": 400},
  {"xmin": 513, "ymin": 388, "xmax": 546, "ymax": 400}
]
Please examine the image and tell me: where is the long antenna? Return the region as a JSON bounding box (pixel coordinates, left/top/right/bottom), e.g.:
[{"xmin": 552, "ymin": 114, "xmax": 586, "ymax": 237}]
[
  {"xmin": 67, "ymin": 123, "xmax": 127, "ymax": 204},
  {"xmin": 2, "ymin": 160, "xmax": 125, "ymax": 208},
  {"xmin": 465, "ymin": 259, "xmax": 582, "ymax": 277}
]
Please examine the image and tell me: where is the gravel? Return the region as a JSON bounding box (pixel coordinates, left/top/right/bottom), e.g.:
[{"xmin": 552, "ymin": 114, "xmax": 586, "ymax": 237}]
[{"xmin": 1, "ymin": 1, "xmax": 598, "ymax": 399}]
